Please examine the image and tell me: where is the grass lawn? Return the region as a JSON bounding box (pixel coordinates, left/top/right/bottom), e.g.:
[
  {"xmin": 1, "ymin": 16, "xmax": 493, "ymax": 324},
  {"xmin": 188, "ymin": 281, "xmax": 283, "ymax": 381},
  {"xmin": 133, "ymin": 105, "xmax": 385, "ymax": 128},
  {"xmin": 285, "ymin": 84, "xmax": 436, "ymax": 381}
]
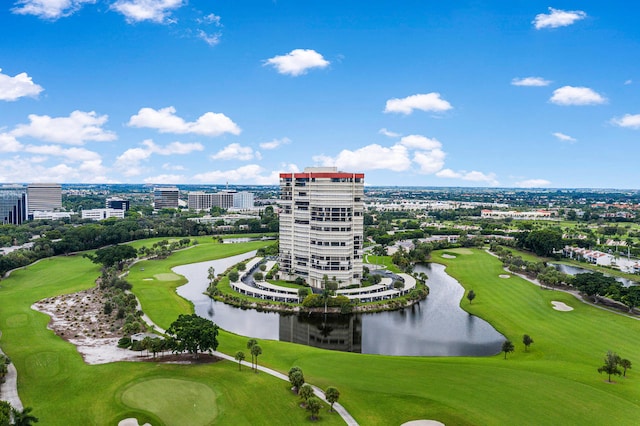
[{"xmin": 3, "ymin": 243, "xmax": 640, "ymax": 425}]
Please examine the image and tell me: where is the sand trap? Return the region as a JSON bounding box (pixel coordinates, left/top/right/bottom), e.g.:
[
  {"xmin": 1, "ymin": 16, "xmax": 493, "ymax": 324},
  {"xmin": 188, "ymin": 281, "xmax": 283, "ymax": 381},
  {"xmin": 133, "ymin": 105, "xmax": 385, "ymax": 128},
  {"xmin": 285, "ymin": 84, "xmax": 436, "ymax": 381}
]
[
  {"xmin": 118, "ymin": 419, "xmax": 152, "ymax": 426},
  {"xmin": 402, "ymin": 421, "xmax": 445, "ymax": 426},
  {"xmin": 441, "ymin": 254, "xmax": 456, "ymax": 259},
  {"xmin": 143, "ymin": 278, "xmax": 153, "ymax": 281},
  {"xmin": 499, "ymin": 274, "xmax": 511, "ymax": 279},
  {"xmin": 551, "ymin": 301, "xmax": 573, "ymax": 312}
]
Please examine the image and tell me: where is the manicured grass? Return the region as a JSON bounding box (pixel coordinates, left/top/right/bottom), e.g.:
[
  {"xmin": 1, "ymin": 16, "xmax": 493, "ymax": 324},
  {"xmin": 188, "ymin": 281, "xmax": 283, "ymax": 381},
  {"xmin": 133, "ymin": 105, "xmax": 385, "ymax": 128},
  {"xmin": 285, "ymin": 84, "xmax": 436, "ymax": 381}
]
[
  {"xmin": 127, "ymin": 240, "xmax": 273, "ymax": 329},
  {"xmin": 4, "ymin": 243, "xmax": 640, "ymax": 425},
  {"xmin": 362, "ymin": 254, "xmax": 401, "ymax": 273},
  {"xmin": 0, "ymin": 251, "xmax": 341, "ymax": 426}
]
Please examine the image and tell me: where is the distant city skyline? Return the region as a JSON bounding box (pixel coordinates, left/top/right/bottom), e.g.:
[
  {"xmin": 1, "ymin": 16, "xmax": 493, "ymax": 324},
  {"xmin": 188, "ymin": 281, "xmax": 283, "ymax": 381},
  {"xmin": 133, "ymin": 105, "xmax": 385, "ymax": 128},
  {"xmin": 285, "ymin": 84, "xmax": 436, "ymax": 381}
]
[{"xmin": 1, "ymin": 1, "xmax": 639, "ymax": 188}]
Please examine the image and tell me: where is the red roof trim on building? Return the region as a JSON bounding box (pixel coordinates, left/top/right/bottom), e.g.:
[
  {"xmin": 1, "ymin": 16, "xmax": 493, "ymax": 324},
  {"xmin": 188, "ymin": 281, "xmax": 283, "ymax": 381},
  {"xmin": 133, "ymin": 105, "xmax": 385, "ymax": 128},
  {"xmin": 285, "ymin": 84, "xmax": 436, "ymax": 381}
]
[{"xmin": 280, "ymin": 173, "xmax": 364, "ymax": 179}]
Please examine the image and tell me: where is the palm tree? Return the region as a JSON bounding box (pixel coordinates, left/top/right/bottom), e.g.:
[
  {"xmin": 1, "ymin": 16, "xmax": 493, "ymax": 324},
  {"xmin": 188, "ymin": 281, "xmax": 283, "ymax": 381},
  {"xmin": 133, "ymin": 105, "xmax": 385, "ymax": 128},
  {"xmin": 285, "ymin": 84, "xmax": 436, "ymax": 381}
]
[
  {"xmin": 251, "ymin": 344, "xmax": 262, "ymax": 373},
  {"xmin": 620, "ymin": 358, "xmax": 632, "ymax": 377},
  {"xmin": 502, "ymin": 339, "xmax": 515, "ymax": 359},
  {"xmin": 234, "ymin": 351, "xmax": 246, "ymax": 371},
  {"xmin": 246, "ymin": 338, "xmax": 257, "ymax": 369},
  {"xmin": 11, "ymin": 406, "xmax": 39, "ymax": 426}
]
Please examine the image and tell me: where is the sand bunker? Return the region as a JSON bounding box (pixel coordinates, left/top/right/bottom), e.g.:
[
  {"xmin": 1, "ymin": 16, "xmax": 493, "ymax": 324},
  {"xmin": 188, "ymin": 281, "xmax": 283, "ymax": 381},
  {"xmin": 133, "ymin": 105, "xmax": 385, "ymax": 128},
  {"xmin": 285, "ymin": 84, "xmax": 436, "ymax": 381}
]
[
  {"xmin": 551, "ymin": 301, "xmax": 573, "ymax": 311},
  {"xmin": 118, "ymin": 419, "xmax": 151, "ymax": 426},
  {"xmin": 499, "ymin": 274, "xmax": 511, "ymax": 279},
  {"xmin": 441, "ymin": 254, "xmax": 456, "ymax": 259},
  {"xmin": 402, "ymin": 421, "xmax": 445, "ymax": 426},
  {"xmin": 142, "ymin": 278, "xmax": 153, "ymax": 281}
]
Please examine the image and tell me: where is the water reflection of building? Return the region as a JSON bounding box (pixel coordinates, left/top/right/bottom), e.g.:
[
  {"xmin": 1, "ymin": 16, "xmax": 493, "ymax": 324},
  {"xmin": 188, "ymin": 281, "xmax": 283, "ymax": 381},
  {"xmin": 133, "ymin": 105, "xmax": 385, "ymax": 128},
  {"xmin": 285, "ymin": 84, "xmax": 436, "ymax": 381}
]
[{"xmin": 279, "ymin": 313, "xmax": 362, "ymax": 353}]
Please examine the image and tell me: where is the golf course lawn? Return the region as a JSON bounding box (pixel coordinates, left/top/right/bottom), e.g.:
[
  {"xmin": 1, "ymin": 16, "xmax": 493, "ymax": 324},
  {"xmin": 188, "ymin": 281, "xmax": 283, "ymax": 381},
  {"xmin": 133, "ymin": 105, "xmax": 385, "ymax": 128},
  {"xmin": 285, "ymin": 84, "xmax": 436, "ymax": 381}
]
[{"xmin": 2, "ymin": 243, "xmax": 640, "ymax": 425}]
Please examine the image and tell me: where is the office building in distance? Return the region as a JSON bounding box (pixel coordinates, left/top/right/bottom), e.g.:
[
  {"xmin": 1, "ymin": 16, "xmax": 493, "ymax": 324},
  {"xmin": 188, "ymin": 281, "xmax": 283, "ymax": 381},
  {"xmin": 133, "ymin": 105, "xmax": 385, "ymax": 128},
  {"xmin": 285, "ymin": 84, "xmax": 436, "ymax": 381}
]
[
  {"xmin": 188, "ymin": 190, "xmax": 254, "ymax": 211},
  {"xmin": 81, "ymin": 208, "xmax": 125, "ymax": 221},
  {"xmin": 0, "ymin": 188, "xmax": 28, "ymax": 225},
  {"xmin": 279, "ymin": 167, "xmax": 364, "ymax": 289},
  {"xmin": 106, "ymin": 197, "xmax": 130, "ymax": 211},
  {"xmin": 153, "ymin": 187, "xmax": 179, "ymax": 210},
  {"xmin": 27, "ymin": 183, "xmax": 62, "ymax": 215}
]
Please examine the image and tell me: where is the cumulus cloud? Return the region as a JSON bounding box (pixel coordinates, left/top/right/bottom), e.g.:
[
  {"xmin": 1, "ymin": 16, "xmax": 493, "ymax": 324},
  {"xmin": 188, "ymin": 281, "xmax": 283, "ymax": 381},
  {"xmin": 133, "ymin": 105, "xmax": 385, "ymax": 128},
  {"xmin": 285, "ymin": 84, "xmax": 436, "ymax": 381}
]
[
  {"xmin": 162, "ymin": 163, "xmax": 185, "ymax": 171},
  {"xmin": 313, "ymin": 134, "xmax": 447, "ymax": 175},
  {"xmin": 259, "ymin": 137, "xmax": 291, "ymax": 150},
  {"xmin": 533, "ymin": 7, "xmax": 586, "ymax": 30},
  {"xmin": 384, "ymin": 93, "xmax": 453, "ymax": 115},
  {"xmin": 11, "ymin": 0, "xmax": 95, "ymax": 20},
  {"xmin": 211, "ymin": 143, "xmax": 257, "ymax": 161},
  {"xmin": 264, "ymin": 49, "xmax": 330, "ymax": 76},
  {"xmin": 0, "ymin": 69, "xmax": 44, "ymax": 101},
  {"xmin": 143, "ymin": 174, "xmax": 186, "ymax": 184},
  {"xmin": 128, "ymin": 106, "xmax": 241, "ymax": 136},
  {"xmin": 550, "ymin": 86, "xmax": 606, "ymax": 106},
  {"xmin": 611, "ymin": 113, "xmax": 640, "ymax": 129},
  {"xmin": 111, "ymin": 0, "xmax": 184, "ymax": 23},
  {"xmin": 0, "ymin": 134, "xmax": 24, "ymax": 152},
  {"xmin": 553, "ymin": 132, "xmax": 577, "ymax": 142},
  {"xmin": 10, "ymin": 110, "xmax": 116, "ymax": 145},
  {"xmin": 114, "ymin": 139, "xmax": 203, "ymax": 176},
  {"xmin": 193, "ymin": 164, "xmax": 284, "ymax": 185},
  {"xmin": 0, "ymin": 155, "xmax": 110, "ymax": 183},
  {"xmin": 516, "ymin": 179, "xmax": 551, "ymax": 188},
  {"xmin": 511, "ymin": 76, "xmax": 551, "ymax": 87},
  {"xmin": 24, "ymin": 144, "xmax": 102, "ymax": 162},
  {"xmin": 378, "ymin": 128, "xmax": 401, "ymax": 138},
  {"xmin": 436, "ymin": 169, "xmax": 499, "ymax": 186}
]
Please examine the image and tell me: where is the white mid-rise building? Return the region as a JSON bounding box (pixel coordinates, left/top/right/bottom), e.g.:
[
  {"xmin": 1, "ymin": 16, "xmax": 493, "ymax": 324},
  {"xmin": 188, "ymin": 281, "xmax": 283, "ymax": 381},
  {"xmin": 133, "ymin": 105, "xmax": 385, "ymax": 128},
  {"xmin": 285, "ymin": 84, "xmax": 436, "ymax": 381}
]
[
  {"xmin": 81, "ymin": 208, "xmax": 125, "ymax": 221},
  {"xmin": 233, "ymin": 191, "xmax": 255, "ymax": 209},
  {"xmin": 279, "ymin": 167, "xmax": 364, "ymax": 289}
]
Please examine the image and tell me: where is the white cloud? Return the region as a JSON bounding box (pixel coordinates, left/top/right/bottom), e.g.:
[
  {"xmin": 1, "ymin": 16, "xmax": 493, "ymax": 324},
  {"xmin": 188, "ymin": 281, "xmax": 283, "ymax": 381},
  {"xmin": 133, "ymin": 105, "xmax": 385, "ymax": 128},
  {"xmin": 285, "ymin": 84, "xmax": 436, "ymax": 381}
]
[
  {"xmin": 399, "ymin": 134, "xmax": 442, "ymax": 151},
  {"xmin": 413, "ymin": 149, "xmax": 446, "ymax": 174},
  {"xmin": 128, "ymin": 106, "xmax": 241, "ymax": 136},
  {"xmin": 211, "ymin": 143, "xmax": 257, "ymax": 161},
  {"xmin": 611, "ymin": 114, "xmax": 640, "ymax": 129},
  {"xmin": 511, "ymin": 76, "xmax": 551, "ymax": 87},
  {"xmin": 199, "ymin": 13, "xmax": 221, "ymax": 26},
  {"xmin": 624, "ymin": 80, "xmax": 633, "ymax": 85},
  {"xmin": 197, "ymin": 30, "xmax": 221, "ymax": 46},
  {"xmin": 516, "ymin": 179, "xmax": 551, "ymax": 188},
  {"xmin": 378, "ymin": 128, "xmax": 401, "ymax": 138},
  {"xmin": 264, "ymin": 49, "xmax": 330, "ymax": 76},
  {"xmin": 550, "ymin": 86, "xmax": 606, "ymax": 106},
  {"xmin": 533, "ymin": 7, "xmax": 586, "ymax": 30},
  {"xmin": 0, "ymin": 69, "xmax": 44, "ymax": 101},
  {"xmin": 10, "ymin": 110, "xmax": 116, "ymax": 145},
  {"xmin": 24, "ymin": 144, "xmax": 102, "ymax": 162},
  {"xmin": 143, "ymin": 174, "xmax": 186, "ymax": 184},
  {"xmin": 162, "ymin": 163, "xmax": 185, "ymax": 171},
  {"xmin": 436, "ymin": 169, "xmax": 499, "ymax": 186},
  {"xmin": 111, "ymin": 0, "xmax": 184, "ymax": 23},
  {"xmin": 0, "ymin": 134, "xmax": 24, "ymax": 152},
  {"xmin": 193, "ymin": 164, "xmax": 280, "ymax": 184},
  {"xmin": 384, "ymin": 93, "xmax": 453, "ymax": 115},
  {"xmin": 329, "ymin": 144, "xmax": 412, "ymax": 172},
  {"xmin": 11, "ymin": 0, "xmax": 95, "ymax": 20},
  {"xmin": 259, "ymin": 137, "xmax": 291, "ymax": 150},
  {"xmin": 114, "ymin": 139, "xmax": 203, "ymax": 176},
  {"xmin": 0, "ymin": 155, "xmax": 110, "ymax": 183},
  {"xmin": 553, "ymin": 132, "xmax": 577, "ymax": 142}
]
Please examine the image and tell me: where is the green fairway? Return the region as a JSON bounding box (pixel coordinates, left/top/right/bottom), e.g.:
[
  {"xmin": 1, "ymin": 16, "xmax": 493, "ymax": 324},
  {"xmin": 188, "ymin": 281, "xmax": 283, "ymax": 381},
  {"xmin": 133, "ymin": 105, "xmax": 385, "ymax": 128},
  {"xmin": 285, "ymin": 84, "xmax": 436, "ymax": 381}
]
[
  {"xmin": 3, "ymin": 243, "xmax": 640, "ymax": 425},
  {"xmin": 120, "ymin": 378, "xmax": 218, "ymax": 425}
]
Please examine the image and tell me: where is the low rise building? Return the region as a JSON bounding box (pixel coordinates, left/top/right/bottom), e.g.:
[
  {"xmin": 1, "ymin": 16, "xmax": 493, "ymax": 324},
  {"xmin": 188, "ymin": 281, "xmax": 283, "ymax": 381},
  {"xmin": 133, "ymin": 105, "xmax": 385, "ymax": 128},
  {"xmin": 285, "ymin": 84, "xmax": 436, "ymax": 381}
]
[{"xmin": 81, "ymin": 208, "xmax": 125, "ymax": 221}]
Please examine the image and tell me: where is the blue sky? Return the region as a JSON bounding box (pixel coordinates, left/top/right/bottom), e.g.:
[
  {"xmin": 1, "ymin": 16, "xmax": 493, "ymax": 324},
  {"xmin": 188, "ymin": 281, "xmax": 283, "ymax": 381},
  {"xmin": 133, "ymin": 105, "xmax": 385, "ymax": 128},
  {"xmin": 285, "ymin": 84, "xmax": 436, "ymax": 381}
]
[{"xmin": 1, "ymin": 1, "xmax": 639, "ymax": 188}]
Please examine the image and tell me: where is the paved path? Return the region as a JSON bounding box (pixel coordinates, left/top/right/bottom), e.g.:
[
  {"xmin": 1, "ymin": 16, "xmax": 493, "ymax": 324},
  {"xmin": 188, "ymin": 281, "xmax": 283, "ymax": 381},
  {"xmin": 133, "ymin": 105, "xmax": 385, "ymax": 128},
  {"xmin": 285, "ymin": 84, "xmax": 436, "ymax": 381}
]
[
  {"xmin": 213, "ymin": 351, "xmax": 359, "ymax": 426},
  {"xmin": 0, "ymin": 332, "xmax": 23, "ymax": 410}
]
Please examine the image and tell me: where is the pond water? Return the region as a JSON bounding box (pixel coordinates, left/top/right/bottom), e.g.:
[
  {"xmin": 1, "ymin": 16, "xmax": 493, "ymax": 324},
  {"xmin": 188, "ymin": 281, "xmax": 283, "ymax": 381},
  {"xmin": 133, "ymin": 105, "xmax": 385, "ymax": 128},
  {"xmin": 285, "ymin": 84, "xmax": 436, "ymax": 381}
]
[
  {"xmin": 549, "ymin": 263, "xmax": 639, "ymax": 287},
  {"xmin": 174, "ymin": 254, "xmax": 504, "ymax": 356}
]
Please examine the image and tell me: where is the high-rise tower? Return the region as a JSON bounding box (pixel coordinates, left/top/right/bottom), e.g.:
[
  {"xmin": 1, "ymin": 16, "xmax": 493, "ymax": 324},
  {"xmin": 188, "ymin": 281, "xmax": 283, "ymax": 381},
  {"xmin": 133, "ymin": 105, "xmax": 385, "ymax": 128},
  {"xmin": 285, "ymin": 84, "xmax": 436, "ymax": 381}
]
[{"xmin": 279, "ymin": 167, "xmax": 364, "ymax": 289}]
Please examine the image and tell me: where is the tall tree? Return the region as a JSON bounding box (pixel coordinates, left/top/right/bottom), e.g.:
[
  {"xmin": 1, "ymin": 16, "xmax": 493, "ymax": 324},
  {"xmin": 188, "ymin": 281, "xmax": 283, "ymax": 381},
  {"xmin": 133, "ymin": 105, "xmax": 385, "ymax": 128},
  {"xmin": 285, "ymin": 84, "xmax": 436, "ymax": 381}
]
[
  {"xmin": 251, "ymin": 344, "xmax": 262, "ymax": 373},
  {"xmin": 522, "ymin": 334, "xmax": 534, "ymax": 352},
  {"xmin": 234, "ymin": 351, "xmax": 246, "ymax": 371},
  {"xmin": 306, "ymin": 397, "xmax": 322, "ymax": 421},
  {"xmin": 598, "ymin": 350, "xmax": 622, "ymax": 382},
  {"xmin": 620, "ymin": 358, "xmax": 632, "ymax": 377},
  {"xmin": 467, "ymin": 290, "xmax": 476, "ymax": 305},
  {"xmin": 299, "ymin": 384, "xmax": 315, "ymax": 403},
  {"xmin": 247, "ymin": 339, "xmax": 257, "ymax": 370},
  {"xmin": 324, "ymin": 386, "xmax": 340, "ymax": 412},
  {"xmin": 166, "ymin": 314, "xmax": 219, "ymax": 358},
  {"xmin": 502, "ymin": 340, "xmax": 515, "ymax": 359}
]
